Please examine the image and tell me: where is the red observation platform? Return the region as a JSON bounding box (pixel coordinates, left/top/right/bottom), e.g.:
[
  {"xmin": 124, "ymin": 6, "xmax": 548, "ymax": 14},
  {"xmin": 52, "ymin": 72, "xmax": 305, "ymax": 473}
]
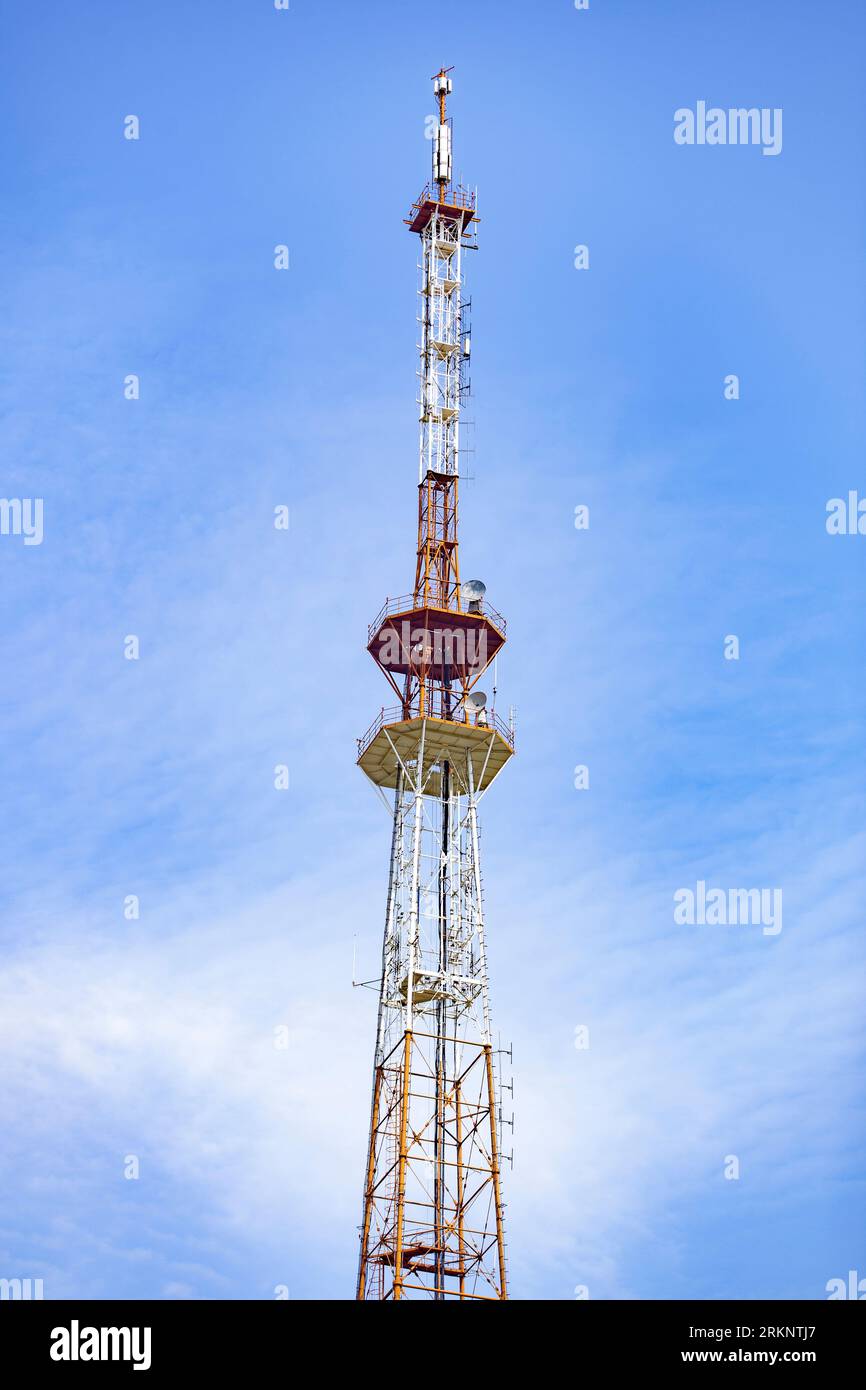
[
  {"xmin": 405, "ymin": 183, "xmax": 477, "ymax": 236},
  {"xmin": 367, "ymin": 594, "xmax": 505, "ymax": 684}
]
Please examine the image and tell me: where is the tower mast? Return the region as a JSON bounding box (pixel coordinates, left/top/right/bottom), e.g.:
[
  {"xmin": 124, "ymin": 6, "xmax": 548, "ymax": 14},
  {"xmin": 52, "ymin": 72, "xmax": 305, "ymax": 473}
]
[{"xmin": 356, "ymin": 70, "xmax": 513, "ymax": 1301}]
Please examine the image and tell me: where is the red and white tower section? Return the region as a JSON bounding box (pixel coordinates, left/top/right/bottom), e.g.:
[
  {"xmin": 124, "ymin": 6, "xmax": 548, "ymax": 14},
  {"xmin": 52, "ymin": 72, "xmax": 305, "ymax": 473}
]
[{"xmin": 355, "ymin": 70, "xmax": 513, "ymax": 1301}]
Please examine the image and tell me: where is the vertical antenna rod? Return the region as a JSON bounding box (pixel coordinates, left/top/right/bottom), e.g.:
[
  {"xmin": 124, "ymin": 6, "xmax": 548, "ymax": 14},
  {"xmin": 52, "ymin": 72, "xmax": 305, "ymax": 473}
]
[{"xmin": 432, "ymin": 66, "xmax": 454, "ymax": 202}]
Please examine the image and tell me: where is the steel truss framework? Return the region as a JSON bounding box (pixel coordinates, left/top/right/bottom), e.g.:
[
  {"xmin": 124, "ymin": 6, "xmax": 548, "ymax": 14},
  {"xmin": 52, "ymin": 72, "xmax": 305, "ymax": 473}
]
[
  {"xmin": 357, "ymin": 729, "xmax": 507, "ymax": 1300},
  {"xmin": 418, "ymin": 207, "xmax": 466, "ymax": 484},
  {"xmin": 356, "ymin": 72, "xmax": 509, "ymax": 1302}
]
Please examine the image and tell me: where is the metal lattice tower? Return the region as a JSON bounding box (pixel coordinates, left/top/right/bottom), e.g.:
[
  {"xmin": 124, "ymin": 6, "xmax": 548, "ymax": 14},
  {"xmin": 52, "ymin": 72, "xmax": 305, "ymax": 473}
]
[{"xmin": 355, "ymin": 70, "xmax": 513, "ymax": 1301}]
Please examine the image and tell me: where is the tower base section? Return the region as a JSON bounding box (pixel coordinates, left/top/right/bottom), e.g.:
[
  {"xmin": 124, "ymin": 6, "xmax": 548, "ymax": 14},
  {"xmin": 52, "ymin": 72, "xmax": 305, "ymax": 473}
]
[{"xmin": 357, "ymin": 1030, "xmax": 507, "ymax": 1301}]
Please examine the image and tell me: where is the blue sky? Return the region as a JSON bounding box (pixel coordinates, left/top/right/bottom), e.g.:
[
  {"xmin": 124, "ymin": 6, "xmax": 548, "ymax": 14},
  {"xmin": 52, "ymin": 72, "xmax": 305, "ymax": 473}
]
[{"xmin": 0, "ymin": 0, "xmax": 864, "ymax": 1300}]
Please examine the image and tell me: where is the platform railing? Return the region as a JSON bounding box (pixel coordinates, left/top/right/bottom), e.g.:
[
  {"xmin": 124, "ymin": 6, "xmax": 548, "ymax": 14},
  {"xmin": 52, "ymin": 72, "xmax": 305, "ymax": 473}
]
[
  {"xmin": 407, "ymin": 182, "xmax": 476, "ymax": 216},
  {"xmin": 357, "ymin": 703, "xmax": 515, "ymax": 761},
  {"xmin": 367, "ymin": 593, "xmax": 507, "ymax": 643}
]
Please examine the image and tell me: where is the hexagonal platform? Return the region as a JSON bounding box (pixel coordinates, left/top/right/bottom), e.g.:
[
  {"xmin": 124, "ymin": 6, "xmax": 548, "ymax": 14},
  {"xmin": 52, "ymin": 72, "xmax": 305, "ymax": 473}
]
[
  {"xmin": 367, "ymin": 599, "xmax": 505, "ymax": 682},
  {"xmin": 358, "ymin": 714, "xmax": 514, "ymax": 796}
]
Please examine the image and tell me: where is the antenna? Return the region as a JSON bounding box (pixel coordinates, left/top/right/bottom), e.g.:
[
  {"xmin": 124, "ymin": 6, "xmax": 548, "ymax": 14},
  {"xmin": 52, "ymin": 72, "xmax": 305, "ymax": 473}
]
[
  {"xmin": 464, "ymin": 690, "xmax": 488, "ymax": 725},
  {"xmin": 461, "ymin": 578, "xmax": 486, "ymax": 613},
  {"xmin": 432, "ymin": 66, "xmax": 455, "ymax": 202}
]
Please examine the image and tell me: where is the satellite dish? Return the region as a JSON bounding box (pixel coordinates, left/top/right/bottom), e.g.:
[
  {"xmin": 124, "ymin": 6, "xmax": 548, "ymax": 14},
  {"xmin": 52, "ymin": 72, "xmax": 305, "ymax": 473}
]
[
  {"xmin": 465, "ymin": 691, "xmax": 487, "ymax": 712},
  {"xmin": 461, "ymin": 579, "xmax": 486, "ymax": 612}
]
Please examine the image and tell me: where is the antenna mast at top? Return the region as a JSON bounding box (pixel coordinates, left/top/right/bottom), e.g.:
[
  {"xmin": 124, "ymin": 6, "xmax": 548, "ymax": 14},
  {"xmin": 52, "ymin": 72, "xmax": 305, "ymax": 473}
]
[{"xmin": 432, "ymin": 66, "xmax": 454, "ymax": 201}]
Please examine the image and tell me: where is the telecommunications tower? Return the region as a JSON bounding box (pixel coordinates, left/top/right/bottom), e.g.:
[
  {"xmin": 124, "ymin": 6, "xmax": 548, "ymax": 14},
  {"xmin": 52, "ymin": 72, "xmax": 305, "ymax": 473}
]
[{"xmin": 355, "ymin": 70, "xmax": 513, "ymax": 1301}]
